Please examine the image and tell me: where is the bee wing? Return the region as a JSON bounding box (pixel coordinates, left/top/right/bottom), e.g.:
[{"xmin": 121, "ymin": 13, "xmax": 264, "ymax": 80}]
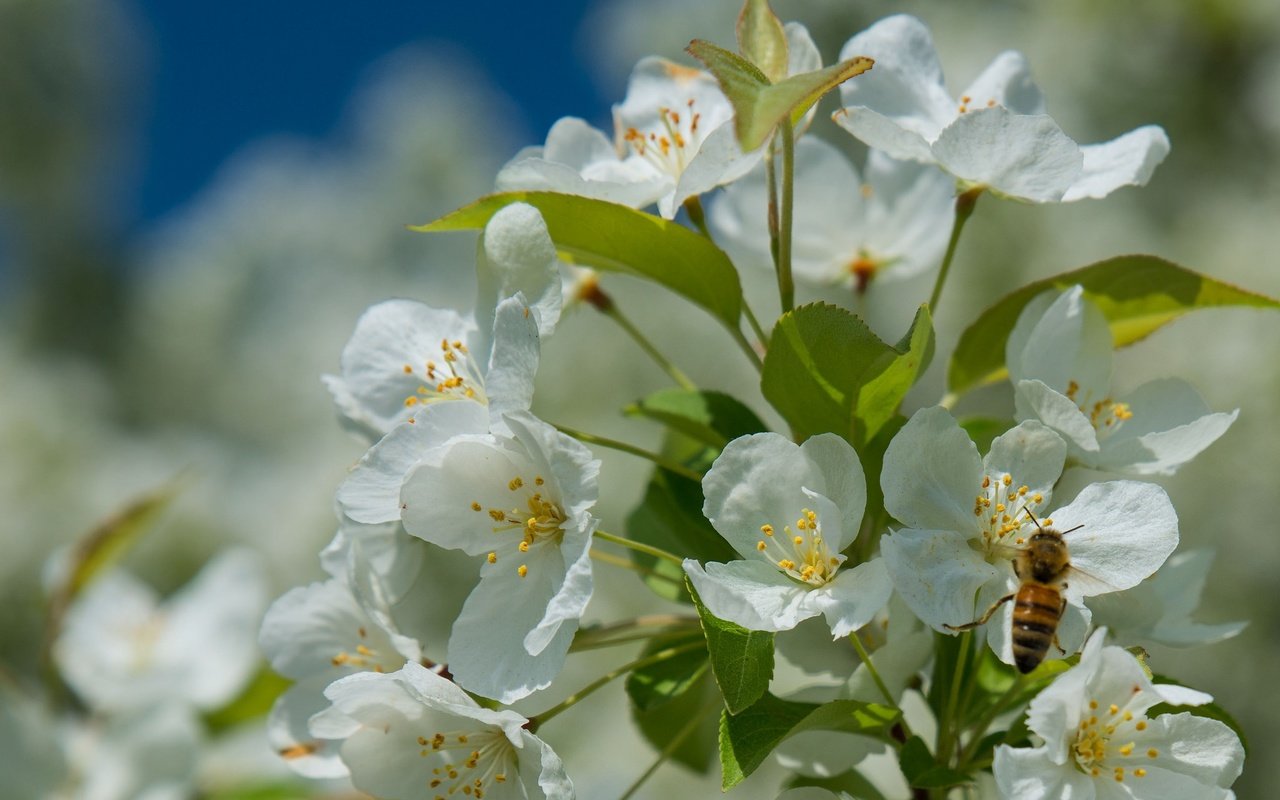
[{"xmin": 1063, "ymin": 563, "xmax": 1121, "ymax": 600}]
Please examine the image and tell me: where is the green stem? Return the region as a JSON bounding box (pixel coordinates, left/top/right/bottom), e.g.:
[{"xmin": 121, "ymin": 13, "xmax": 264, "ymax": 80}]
[
  {"xmin": 683, "ymin": 196, "xmax": 711, "ymax": 238},
  {"xmin": 533, "ymin": 641, "xmax": 705, "ymax": 728},
  {"xmin": 619, "ymin": 700, "xmax": 717, "ymax": 800},
  {"xmin": 926, "ymin": 187, "xmax": 982, "ymax": 314},
  {"xmin": 849, "ymin": 632, "xmax": 914, "ymax": 742},
  {"xmin": 937, "ymin": 630, "xmax": 973, "ymax": 764},
  {"xmin": 957, "ymin": 674, "xmax": 1028, "ymax": 768},
  {"xmin": 588, "ymin": 549, "xmax": 683, "ymax": 589},
  {"xmin": 741, "ymin": 300, "xmax": 770, "ymax": 349},
  {"xmin": 594, "ymin": 529, "xmax": 685, "ymax": 567},
  {"xmin": 571, "ymin": 613, "xmax": 698, "ymax": 652},
  {"xmin": 776, "ymin": 119, "xmax": 796, "ymax": 315},
  {"xmin": 599, "ymin": 302, "xmax": 697, "ymax": 390},
  {"xmin": 554, "ymin": 424, "xmax": 703, "ymax": 482},
  {"xmin": 731, "ymin": 326, "xmax": 764, "ymax": 372}
]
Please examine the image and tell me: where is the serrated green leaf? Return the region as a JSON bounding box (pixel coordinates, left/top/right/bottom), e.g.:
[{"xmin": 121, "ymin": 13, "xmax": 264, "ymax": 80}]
[
  {"xmin": 688, "ymin": 40, "xmax": 874, "ymax": 151},
  {"xmin": 626, "ymin": 631, "xmax": 711, "ymax": 712},
  {"xmin": 737, "ymin": 0, "xmax": 788, "ymax": 82},
  {"xmin": 719, "ymin": 693, "xmax": 899, "ymax": 789},
  {"xmin": 900, "ymin": 735, "xmax": 972, "ymax": 789},
  {"xmin": 948, "ymin": 255, "xmax": 1280, "ymax": 394},
  {"xmin": 762, "ymin": 303, "xmax": 933, "ymax": 447},
  {"xmin": 625, "ymin": 467, "xmax": 737, "ymax": 602},
  {"xmin": 633, "ymin": 665, "xmax": 722, "ymax": 773},
  {"xmin": 413, "ymin": 191, "xmax": 743, "ymax": 329},
  {"xmin": 691, "ymin": 584, "xmax": 774, "ymax": 715},
  {"xmin": 626, "ymin": 388, "xmax": 767, "ymax": 449}
]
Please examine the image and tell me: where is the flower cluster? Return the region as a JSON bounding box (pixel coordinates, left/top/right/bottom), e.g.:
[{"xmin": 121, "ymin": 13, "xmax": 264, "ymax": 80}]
[{"xmin": 254, "ymin": 6, "xmax": 1253, "ymax": 799}]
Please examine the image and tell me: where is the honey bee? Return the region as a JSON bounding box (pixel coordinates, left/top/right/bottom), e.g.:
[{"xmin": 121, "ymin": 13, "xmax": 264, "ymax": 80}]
[{"xmin": 946, "ymin": 510, "xmax": 1084, "ymax": 673}]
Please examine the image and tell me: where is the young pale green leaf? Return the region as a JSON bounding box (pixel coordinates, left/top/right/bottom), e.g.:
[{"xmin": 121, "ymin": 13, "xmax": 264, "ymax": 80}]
[
  {"xmin": 204, "ymin": 666, "xmax": 291, "ymax": 733},
  {"xmin": 959, "ymin": 416, "xmax": 1014, "ymax": 457},
  {"xmin": 413, "ymin": 191, "xmax": 743, "ymax": 330},
  {"xmin": 625, "ymin": 466, "xmax": 738, "ymax": 602},
  {"xmin": 690, "ymin": 582, "xmax": 775, "ymax": 715},
  {"xmin": 762, "ymin": 303, "xmax": 933, "ymax": 448},
  {"xmin": 719, "ymin": 693, "xmax": 899, "ymax": 789},
  {"xmin": 736, "ymin": 0, "xmax": 788, "ymax": 82},
  {"xmin": 688, "ymin": 40, "xmax": 874, "ymax": 151},
  {"xmin": 948, "ymin": 255, "xmax": 1280, "ymax": 394},
  {"xmin": 625, "ymin": 389, "xmax": 767, "ymax": 449},
  {"xmin": 899, "ymin": 736, "xmax": 971, "ymax": 789},
  {"xmin": 633, "ymin": 668, "xmax": 722, "ymax": 774},
  {"xmin": 626, "ymin": 631, "xmax": 711, "ymax": 712}
]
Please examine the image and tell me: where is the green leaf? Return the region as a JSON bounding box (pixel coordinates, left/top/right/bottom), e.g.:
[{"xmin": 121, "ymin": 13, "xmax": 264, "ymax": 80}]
[
  {"xmin": 625, "ymin": 466, "xmax": 738, "ymax": 602},
  {"xmin": 690, "ymin": 584, "xmax": 774, "ymax": 715},
  {"xmin": 626, "ymin": 388, "xmax": 767, "ymax": 449},
  {"xmin": 958, "ymin": 416, "xmax": 1013, "ymax": 456},
  {"xmin": 719, "ymin": 693, "xmax": 899, "ymax": 789},
  {"xmin": 785, "ymin": 771, "xmax": 889, "ymax": 800},
  {"xmin": 204, "ymin": 665, "xmax": 291, "ymax": 733},
  {"xmin": 633, "ymin": 664, "xmax": 722, "ymax": 773},
  {"xmin": 736, "ymin": 0, "xmax": 788, "ymax": 82},
  {"xmin": 414, "ymin": 191, "xmax": 743, "ymax": 329},
  {"xmin": 762, "ymin": 303, "xmax": 933, "ymax": 448},
  {"xmin": 204, "ymin": 784, "xmax": 309, "ymax": 800},
  {"xmin": 948, "ymin": 255, "xmax": 1280, "ymax": 394},
  {"xmin": 900, "ymin": 736, "xmax": 971, "ymax": 789},
  {"xmin": 688, "ymin": 39, "xmax": 874, "ymax": 151},
  {"xmin": 626, "ymin": 631, "xmax": 711, "ymax": 712}
]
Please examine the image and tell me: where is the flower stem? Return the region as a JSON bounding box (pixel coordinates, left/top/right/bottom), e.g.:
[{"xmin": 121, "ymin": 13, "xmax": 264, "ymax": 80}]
[
  {"xmin": 594, "ymin": 529, "xmax": 685, "ymax": 567},
  {"xmin": 849, "ymin": 632, "xmax": 914, "ymax": 741},
  {"xmin": 741, "ymin": 300, "xmax": 770, "ymax": 349},
  {"xmin": 595, "ymin": 299, "xmax": 697, "ymax": 390},
  {"xmin": 619, "ymin": 699, "xmax": 718, "ymax": 800},
  {"xmin": 571, "ymin": 613, "xmax": 700, "ymax": 652},
  {"xmin": 776, "ymin": 119, "xmax": 797, "ymax": 315},
  {"xmin": 532, "ymin": 640, "xmax": 705, "ymax": 728},
  {"xmin": 588, "ymin": 549, "xmax": 684, "ymax": 590},
  {"xmin": 926, "ymin": 187, "xmax": 982, "ymax": 314},
  {"xmin": 936, "ymin": 630, "xmax": 973, "ymax": 764},
  {"xmin": 731, "ymin": 326, "xmax": 765, "ymax": 372},
  {"xmin": 683, "ymin": 196, "xmax": 711, "ymax": 237},
  {"xmin": 957, "ymin": 673, "xmax": 1028, "ymax": 768},
  {"xmin": 553, "ymin": 424, "xmax": 703, "ymax": 482}
]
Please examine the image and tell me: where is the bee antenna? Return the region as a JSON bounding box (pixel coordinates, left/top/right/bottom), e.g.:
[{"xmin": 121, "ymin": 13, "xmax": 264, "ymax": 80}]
[
  {"xmin": 1061, "ymin": 523, "xmax": 1084, "ymax": 535},
  {"xmin": 1020, "ymin": 506, "xmax": 1044, "ymax": 530}
]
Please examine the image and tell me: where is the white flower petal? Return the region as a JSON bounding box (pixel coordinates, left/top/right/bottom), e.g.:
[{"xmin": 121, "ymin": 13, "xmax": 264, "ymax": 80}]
[
  {"xmin": 338, "ymin": 399, "xmax": 488, "ymax": 524},
  {"xmin": 267, "ymin": 682, "xmax": 348, "ymax": 779},
  {"xmin": 836, "ymin": 15, "xmax": 956, "ymax": 143},
  {"xmin": 813, "ymin": 557, "xmax": 894, "ymax": 638},
  {"xmin": 485, "ymin": 295, "xmax": 542, "ymax": 429},
  {"xmin": 958, "ymin": 51, "xmax": 1045, "ymax": 115},
  {"xmin": 1140, "ymin": 712, "xmax": 1245, "ymax": 789},
  {"xmin": 861, "ymin": 150, "xmax": 956, "ymax": 282},
  {"xmin": 1055, "ymin": 481, "xmax": 1178, "ymax": 597},
  {"xmin": 834, "ymin": 106, "xmax": 938, "ymax": 164},
  {"xmin": 525, "ymin": 528, "xmax": 594, "ymax": 657},
  {"xmin": 1062, "ymin": 125, "xmax": 1171, "ymax": 202},
  {"xmin": 1152, "ymin": 684, "xmax": 1213, "ymax": 707},
  {"xmin": 666, "ymin": 121, "xmax": 761, "ymax": 218},
  {"xmin": 880, "ymin": 528, "xmax": 1003, "ymax": 631},
  {"xmin": 931, "ymin": 108, "xmax": 1082, "ymax": 202},
  {"xmin": 476, "ymin": 202, "xmax": 562, "ymax": 340},
  {"xmin": 1011, "ymin": 286, "xmax": 1114, "ymax": 398},
  {"xmin": 683, "ymin": 558, "xmax": 817, "ymax": 632},
  {"xmin": 785, "ymin": 22, "xmax": 822, "ymax": 75},
  {"xmin": 1014, "ymin": 379, "xmax": 1101, "ymax": 454},
  {"xmin": 1099, "ymin": 378, "xmax": 1237, "ymax": 475},
  {"xmin": 993, "ymin": 745, "xmax": 1095, "ymax": 799},
  {"xmin": 881, "ymin": 406, "xmax": 983, "ymax": 535},
  {"xmin": 518, "ymin": 729, "xmax": 575, "ymax": 800},
  {"xmin": 984, "ymin": 419, "xmax": 1067, "ymax": 501}
]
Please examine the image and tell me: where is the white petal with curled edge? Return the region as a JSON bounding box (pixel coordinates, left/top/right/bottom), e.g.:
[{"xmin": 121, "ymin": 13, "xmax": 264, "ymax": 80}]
[
  {"xmin": 1010, "ymin": 286, "xmax": 1113, "ymax": 399},
  {"xmin": 813, "ymin": 557, "xmax": 894, "ymax": 638},
  {"xmin": 683, "ymin": 558, "xmax": 816, "ymax": 632},
  {"xmin": 476, "ymin": 202, "xmax": 562, "ymax": 341},
  {"xmin": 1014, "ymin": 379, "xmax": 1101, "ymax": 455},
  {"xmin": 1062, "ymin": 125, "xmax": 1171, "ymax": 202},
  {"xmin": 836, "ymin": 14, "xmax": 956, "ymax": 142},
  {"xmin": 1054, "ymin": 481, "xmax": 1178, "ymax": 598},
  {"xmin": 485, "ymin": 295, "xmax": 541, "ymax": 430},
  {"xmin": 665, "ymin": 121, "xmax": 761, "ymax": 219},
  {"xmin": 1141, "ymin": 712, "xmax": 1245, "ymax": 789},
  {"xmin": 1100, "ymin": 378, "xmax": 1237, "ymax": 475},
  {"xmin": 834, "ymin": 106, "xmax": 938, "ymax": 164},
  {"xmin": 958, "ymin": 51, "xmax": 1045, "ymax": 115},
  {"xmin": 267, "ymin": 681, "xmax": 348, "ymax": 779},
  {"xmin": 984, "ymin": 420, "xmax": 1067, "ymax": 501},
  {"xmin": 881, "ymin": 406, "xmax": 982, "ymax": 536},
  {"xmin": 337, "ymin": 399, "xmax": 488, "ymax": 524},
  {"xmin": 518, "ymin": 729, "xmax": 575, "ymax": 800},
  {"xmin": 880, "ymin": 528, "xmax": 1004, "ymax": 632},
  {"xmin": 932, "ymin": 108, "xmax": 1082, "ymax": 202},
  {"xmin": 541, "ymin": 116, "xmax": 622, "ymax": 169}
]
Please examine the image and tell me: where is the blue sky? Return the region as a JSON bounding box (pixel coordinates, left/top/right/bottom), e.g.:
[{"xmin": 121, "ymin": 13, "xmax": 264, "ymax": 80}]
[{"xmin": 136, "ymin": 1, "xmax": 606, "ymax": 222}]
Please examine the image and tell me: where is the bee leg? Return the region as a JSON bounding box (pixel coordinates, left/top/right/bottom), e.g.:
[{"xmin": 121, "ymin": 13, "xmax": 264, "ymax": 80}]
[
  {"xmin": 944, "ymin": 594, "xmax": 1014, "ymax": 631},
  {"xmin": 1051, "ymin": 596, "xmax": 1068, "ymax": 655}
]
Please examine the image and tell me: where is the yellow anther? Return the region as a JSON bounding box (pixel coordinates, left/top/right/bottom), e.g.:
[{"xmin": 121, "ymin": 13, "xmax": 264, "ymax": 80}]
[
  {"xmin": 518, "ymin": 541, "xmax": 529, "ymax": 553},
  {"xmin": 982, "ymin": 476, "xmax": 991, "ymax": 488},
  {"xmin": 403, "ymin": 364, "xmax": 413, "ymax": 374},
  {"xmin": 1136, "ymin": 721, "xmax": 1147, "ymax": 731},
  {"xmin": 517, "ymin": 564, "xmax": 528, "ymax": 578},
  {"xmin": 535, "ymin": 476, "xmax": 544, "ymax": 486},
  {"xmin": 1032, "ymin": 493, "xmax": 1043, "ymax": 503},
  {"xmin": 757, "ymin": 541, "xmax": 767, "ymax": 551},
  {"xmin": 471, "ymin": 502, "xmax": 482, "ymax": 512},
  {"xmin": 487, "ymin": 552, "xmax": 497, "ymax": 564},
  {"xmin": 508, "ymin": 477, "xmax": 524, "ymax": 491},
  {"xmin": 1123, "ymin": 711, "xmax": 1133, "ymax": 721},
  {"xmin": 1002, "ymin": 474, "xmax": 1013, "ymax": 486},
  {"xmin": 1119, "ymin": 743, "xmax": 1134, "ymax": 756},
  {"xmin": 778, "ymin": 559, "xmax": 795, "ymax": 570},
  {"xmin": 1146, "ymin": 748, "xmax": 1158, "ymax": 758},
  {"xmin": 793, "ymin": 535, "xmax": 804, "ymax": 545},
  {"xmin": 996, "ymin": 503, "xmax": 1006, "ymax": 513},
  {"xmin": 1134, "ymin": 768, "xmax": 1147, "ymax": 777},
  {"xmin": 405, "ymin": 397, "xmax": 419, "ymax": 407},
  {"xmin": 488, "ymin": 509, "xmax": 505, "ymax": 522},
  {"xmin": 1043, "ymin": 518, "xmax": 1053, "ymax": 526},
  {"xmin": 1109, "ymin": 704, "xmax": 1119, "ymax": 715},
  {"xmin": 761, "ymin": 524, "xmax": 774, "ymax": 536},
  {"xmin": 1090, "ymin": 700, "xmax": 1099, "ymax": 710}
]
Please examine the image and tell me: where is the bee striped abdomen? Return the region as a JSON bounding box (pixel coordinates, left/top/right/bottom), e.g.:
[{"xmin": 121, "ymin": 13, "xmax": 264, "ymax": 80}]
[{"xmin": 1011, "ymin": 582, "xmax": 1063, "ymax": 674}]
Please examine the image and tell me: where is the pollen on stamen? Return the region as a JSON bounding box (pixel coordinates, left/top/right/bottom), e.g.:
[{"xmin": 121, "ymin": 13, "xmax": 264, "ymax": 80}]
[
  {"xmin": 471, "ymin": 502, "xmax": 482, "ymax": 512},
  {"xmin": 403, "ymin": 364, "xmax": 414, "ymax": 374},
  {"xmin": 1134, "ymin": 768, "xmax": 1147, "ymax": 777},
  {"xmin": 761, "ymin": 524, "xmax": 774, "ymax": 536},
  {"xmin": 793, "ymin": 535, "xmax": 804, "ymax": 545},
  {"xmin": 1002, "ymin": 474, "xmax": 1012, "ymax": 486},
  {"xmin": 757, "ymin": 541, "xmax": 767, "ymax": 551},
  {"xmin": 1146, "ymin": 748, "xmax": 1158, "ymax": 758},
  {"xmin": 487, "ymin": 552, "xmax": 497, "ymax": 564},
  {"xmin": 508, "ymin": 477, "xmax": 524, "ymax": 491},
  {"xmin": 517, "ymin": 564, "xmax": 528, "ymax": 578},
  {"xmin": 519, "ymin": 541, "xmax": 529, "ymax": 553},
  {"xmin": 534, "ymin": 476, "xmax": 544, "ymax": 486}
]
